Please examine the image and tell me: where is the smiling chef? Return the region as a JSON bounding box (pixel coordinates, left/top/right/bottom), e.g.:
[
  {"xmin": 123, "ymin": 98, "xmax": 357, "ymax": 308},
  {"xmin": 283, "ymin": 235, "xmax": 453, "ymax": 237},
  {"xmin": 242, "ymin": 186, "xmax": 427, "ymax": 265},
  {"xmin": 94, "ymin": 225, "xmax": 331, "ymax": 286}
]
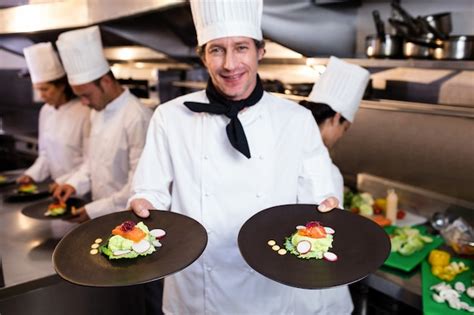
[{"xmin": 128, "ymin": 0, "xmax": 352, "ymax": 313}]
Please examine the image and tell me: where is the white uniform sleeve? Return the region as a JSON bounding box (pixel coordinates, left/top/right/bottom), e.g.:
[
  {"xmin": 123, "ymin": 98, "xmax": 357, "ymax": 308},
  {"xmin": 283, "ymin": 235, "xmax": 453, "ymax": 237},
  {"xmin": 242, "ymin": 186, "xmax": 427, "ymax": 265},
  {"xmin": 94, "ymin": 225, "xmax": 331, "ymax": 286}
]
[
  {"xmin": 128, "ymin": 109, "xmax": 173, "ymax": 210},
  {"xmin": 297, "ymin": 113, "xmax": 340, "ymax": 206},
  {"xmin": 54, "ymin": 109, "xmax": 91, "ymax": 184},
  {"xmin": 64, "ymin": 160, "xmax": 91, "ymax": 196},
  {"xmin": 86, "ymin": 109, "xmax": 151, "ymax": 219},
  {"xmin": 24, "ymin": 105, "xmax": 50, "ymax": 182}
]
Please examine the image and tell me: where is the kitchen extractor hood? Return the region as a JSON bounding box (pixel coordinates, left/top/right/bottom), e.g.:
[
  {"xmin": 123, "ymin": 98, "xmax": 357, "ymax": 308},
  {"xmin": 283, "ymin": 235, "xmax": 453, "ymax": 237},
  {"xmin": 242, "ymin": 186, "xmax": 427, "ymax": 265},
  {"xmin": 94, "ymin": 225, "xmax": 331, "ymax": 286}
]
[{"xmin": 0, "ymin": 0, "xmax": 360, "ymax": 61}]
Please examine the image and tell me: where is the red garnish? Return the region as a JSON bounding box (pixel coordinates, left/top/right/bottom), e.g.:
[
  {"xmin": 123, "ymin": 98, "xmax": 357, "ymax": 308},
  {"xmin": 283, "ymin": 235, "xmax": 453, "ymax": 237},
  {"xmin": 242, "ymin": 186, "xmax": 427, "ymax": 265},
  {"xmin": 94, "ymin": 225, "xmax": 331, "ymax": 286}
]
[
  {"xmin": 305, "ymin": 221, "xmax": 321, "ymax": 228},
  {"xmin": 397, "ymin": 210, "xmax": 406, "ymax": 220},
  {"xmin": 120, "ymin": 221, "xmax": 136, "ymax": 232}
]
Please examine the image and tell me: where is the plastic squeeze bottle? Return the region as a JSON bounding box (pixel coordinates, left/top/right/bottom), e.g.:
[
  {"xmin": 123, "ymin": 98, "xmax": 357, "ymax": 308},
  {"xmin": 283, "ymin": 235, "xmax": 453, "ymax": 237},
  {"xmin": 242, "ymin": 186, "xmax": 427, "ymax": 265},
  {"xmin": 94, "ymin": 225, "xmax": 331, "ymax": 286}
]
[{"xmin": 386, "ymin": 189, "xmax": 398, "ymax": 225}]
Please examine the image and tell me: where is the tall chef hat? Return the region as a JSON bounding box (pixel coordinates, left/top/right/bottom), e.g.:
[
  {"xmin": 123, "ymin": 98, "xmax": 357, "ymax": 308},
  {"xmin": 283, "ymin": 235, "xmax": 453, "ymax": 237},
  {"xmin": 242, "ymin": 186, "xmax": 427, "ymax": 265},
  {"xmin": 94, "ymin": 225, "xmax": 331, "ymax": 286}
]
[
  {"xmin": 56, "ymin": 26, "xmax": 109, "ymax": 85},
  {"xmin": 190, "ymin": 0, "xmax": 263, "ymax": 46},
  {"xmin": 23, "ymin": 42, "xmax": 65, "ymax": 84},
  {"xmin": 308, "ymin": 56, "xmax": 370, "ymax": 123}
]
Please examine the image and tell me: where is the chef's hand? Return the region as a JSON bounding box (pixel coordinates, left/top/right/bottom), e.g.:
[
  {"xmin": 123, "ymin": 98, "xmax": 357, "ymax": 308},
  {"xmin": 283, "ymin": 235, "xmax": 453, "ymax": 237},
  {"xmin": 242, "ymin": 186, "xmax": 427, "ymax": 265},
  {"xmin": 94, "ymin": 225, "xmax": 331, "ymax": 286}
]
[
  {"xmin": 48, "ymin": 182, "xmax": 58, "ymax": 193},
  {"xmin": 16, "ymin": 175, "xmax": 33, "ymax": 184},
  {"xmin": 65, "ymin": 206, "xmax": 90, "ymax": 223},
  {"xmin": 130, "ymin": 198, "xmax": 154, "ymax": 218},
  {"xmin": 53, "ymin": 184, "xmax": 76, "ymax": 203},
  {"xmin": 317, "ymin": 196, "xmax": 339, "ymax": 212}
]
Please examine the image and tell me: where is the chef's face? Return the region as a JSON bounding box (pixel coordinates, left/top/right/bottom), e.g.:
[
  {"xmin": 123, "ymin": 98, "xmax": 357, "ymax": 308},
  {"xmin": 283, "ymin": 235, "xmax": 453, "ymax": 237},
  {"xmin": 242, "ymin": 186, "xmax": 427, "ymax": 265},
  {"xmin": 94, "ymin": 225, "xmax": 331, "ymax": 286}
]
[
  {"xmin": 201, "ymin": 36, "xmax": 264, "ymax": 101},
  {"xmin": 34, "ymin": 82, "xmax": 65, "ymax": 107},
  {"xmin": 72, "ymin": 77, "xmax": 109, "ymax": 111},
  {"xmin": 320, "ymin": 114, "xmax": 351, "ymax": 149}
]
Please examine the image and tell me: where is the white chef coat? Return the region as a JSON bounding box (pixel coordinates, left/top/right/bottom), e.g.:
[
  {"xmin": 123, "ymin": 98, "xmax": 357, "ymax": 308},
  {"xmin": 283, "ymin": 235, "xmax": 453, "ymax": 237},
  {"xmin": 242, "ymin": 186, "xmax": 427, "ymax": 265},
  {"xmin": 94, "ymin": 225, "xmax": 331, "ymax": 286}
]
[
  {"xmin": 131, "ymin": 90, "xmax": 353, "ymax": 315},
  {"xmin": 25, "ymin": 98, "xmax": 90, "ymax": 182},
  {"xmin": 66, "ymin": 89, "xmax": 152, "ymax": 219},
  {"xmin": 331, "ymin": 163, "xmax": 344, "ymax": 209}
]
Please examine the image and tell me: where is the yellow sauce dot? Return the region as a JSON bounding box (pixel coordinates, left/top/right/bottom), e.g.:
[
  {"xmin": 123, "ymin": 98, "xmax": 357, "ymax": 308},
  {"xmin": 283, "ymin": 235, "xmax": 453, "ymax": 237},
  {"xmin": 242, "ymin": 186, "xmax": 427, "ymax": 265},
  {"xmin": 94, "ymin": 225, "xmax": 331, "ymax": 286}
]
[
  {"xmin": 91, "ymin": 243, "xmax": 99, "ymax": 249},
  {"xmin": 267, "ymin": 240, "xmax": 276, "ymax": 246},
  {"xmin": 90, "ymin": 249, "xmax": 98, "ymax": 255},
  {"xmin": 278, "ymin": 249, "xmax": 287, "ymax": 255},
  {"xmin": 272, "ymin": 245, "xmax": 280, "ymax": 251},
  {"xmin": 95, "ymin": 238, "xmax": 102, "ymax": 244}
]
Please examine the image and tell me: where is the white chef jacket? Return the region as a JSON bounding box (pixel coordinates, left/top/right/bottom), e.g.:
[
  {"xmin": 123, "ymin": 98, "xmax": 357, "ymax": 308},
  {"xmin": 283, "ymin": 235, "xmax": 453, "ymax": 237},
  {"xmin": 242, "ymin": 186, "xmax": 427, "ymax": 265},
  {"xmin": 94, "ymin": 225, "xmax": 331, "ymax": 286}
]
[
  {"xmin": 331, "ymin": 163, "xmax": 344, "ymax": 209},
  {"xmin": 25, "ymin": 98, "xmax": 90, "ymax": 182},
  {"xmin": 66, "ymin": 89, "xmax": 152, "ymax": 219},
  {"xmin": 131, "ymin": 90, "xmax": 353, "ymax": 315}
]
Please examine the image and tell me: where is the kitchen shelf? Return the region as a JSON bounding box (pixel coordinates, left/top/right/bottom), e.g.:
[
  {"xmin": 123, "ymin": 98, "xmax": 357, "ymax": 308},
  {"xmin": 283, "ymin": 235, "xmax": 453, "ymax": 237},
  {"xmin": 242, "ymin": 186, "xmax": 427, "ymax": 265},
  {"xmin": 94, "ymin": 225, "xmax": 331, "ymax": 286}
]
[{"xmin": 261, "ymin": 57, "xmax": 474, "ymax": 70}]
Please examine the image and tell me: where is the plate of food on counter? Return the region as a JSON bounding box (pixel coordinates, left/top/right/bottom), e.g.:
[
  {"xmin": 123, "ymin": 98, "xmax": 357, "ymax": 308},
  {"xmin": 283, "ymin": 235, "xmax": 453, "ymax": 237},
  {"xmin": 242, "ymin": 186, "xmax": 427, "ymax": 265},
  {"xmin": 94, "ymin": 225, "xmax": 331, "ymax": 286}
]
[
  {"xmin": 3, "ymin": 182, "xmax": 51, "ymax": 202},
  {"xmin": 21, "ymin": 197, "xmax": 87, "ymax": 220},
  {"xmin": 0, "ymin": 173, "xmax": 16, "ymax": 188},
  {"xmin": 422, "ymin": 249, "xmax": 474, "ymax": 314},
  {"xmin": 383, "ymin": 225, "xmax": 444, "ymax": 272},
  {"xmin": 53, "ymin": 209, "xmax": 208, "ymax": 287},
  {"xmin": 237, "ymin": 204, "xmax": 391, "ymax": 289},
  {"xmin": 343, "ymin": 190, "xmax": 428, "ymax": 227}
]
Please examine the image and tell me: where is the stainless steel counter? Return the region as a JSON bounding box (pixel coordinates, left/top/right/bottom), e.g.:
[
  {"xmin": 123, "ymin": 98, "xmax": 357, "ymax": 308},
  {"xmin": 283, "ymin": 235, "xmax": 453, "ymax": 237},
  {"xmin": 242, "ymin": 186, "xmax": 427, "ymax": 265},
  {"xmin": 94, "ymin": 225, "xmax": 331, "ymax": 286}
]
[{"xmin": 0, "ymin": 176, "xmax": 78, "ymax": 289}]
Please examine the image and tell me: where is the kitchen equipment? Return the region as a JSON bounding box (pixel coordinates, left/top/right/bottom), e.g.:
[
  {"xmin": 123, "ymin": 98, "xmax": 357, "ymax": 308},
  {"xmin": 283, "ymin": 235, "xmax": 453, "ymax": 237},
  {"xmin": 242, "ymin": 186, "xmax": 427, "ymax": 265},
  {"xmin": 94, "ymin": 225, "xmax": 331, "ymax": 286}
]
[
  {"xmin": 53, "ymin": 209, "xmax": 208, "ymax": 287},
  {"xmin": 431, "ymin": 212, "xmax": 450, "ymax": 231},
  {"xmin": 372, "ymin": 10, "xmax": 386, "ymax": 39},
  {"xmin": 391, "ymin": 1, "xmax": 420, "ymax": 36},
  {"xmin": 238, "ymin": 204, "xmax": 391, "ymax": 289},
  {"xmin": 404, "ymin": 37, "xmax": 438, "ymax": 59},
  {"xmin": 433, "ymin": 35, "xmax": 474, "ymax": 60},
  {"xmin": 441, "ymin": 217, "xmax": 474, "ymax": 255},
  {"xmin": 421, "ymin": 258, "xmax": 474, "ymax": 315},
  {"xmin": 366, "ymin": 34, "xmax": 403, "ymax": 58},
  {"xmin": 422, "ymin": 12, "xmax": 452, "ymax": 40},
  {"xmin": 383, "ymin": 225, "xmax": 444, "ymax": 272}
]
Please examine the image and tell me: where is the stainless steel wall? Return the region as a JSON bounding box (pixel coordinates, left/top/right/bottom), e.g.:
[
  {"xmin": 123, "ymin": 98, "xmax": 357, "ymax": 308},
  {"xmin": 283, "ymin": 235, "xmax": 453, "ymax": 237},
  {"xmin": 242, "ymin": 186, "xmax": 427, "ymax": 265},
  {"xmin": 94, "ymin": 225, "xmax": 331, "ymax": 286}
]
[{"xmin": 332, "ymin": 103, "xmax": 474, "ymax": 204}]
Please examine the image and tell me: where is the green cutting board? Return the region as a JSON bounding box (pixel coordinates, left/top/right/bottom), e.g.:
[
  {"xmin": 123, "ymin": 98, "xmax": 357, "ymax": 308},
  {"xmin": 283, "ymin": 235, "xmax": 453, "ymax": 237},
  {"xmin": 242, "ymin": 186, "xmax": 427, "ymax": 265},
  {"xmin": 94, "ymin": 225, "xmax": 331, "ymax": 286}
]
[
  {"xmin": 383, "ymin": 225, "xmax": 444, "ymax": 272},
  {"xmin": 422, "ymin": 258, "xmax": 474, "ymax": 315}
]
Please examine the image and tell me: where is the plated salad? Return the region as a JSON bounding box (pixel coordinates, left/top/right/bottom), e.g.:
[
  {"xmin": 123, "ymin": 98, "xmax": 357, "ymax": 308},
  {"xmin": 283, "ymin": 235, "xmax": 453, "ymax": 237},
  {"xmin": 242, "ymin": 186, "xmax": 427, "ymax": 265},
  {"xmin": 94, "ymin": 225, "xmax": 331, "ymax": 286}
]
[
  {"xmin": 18, "ymin": 183, "xmax": 38, "ymax": 194},
  {"xmin": 99, "ymin": 221, "xmax": 166, "ymax": 260},
  {"xmin": 44, "ymin": 201, "xmax": 67, "ymax": 216},
  {"xmin": 284, "ymin": 221, "xmax": 338, "ymax": 261}
]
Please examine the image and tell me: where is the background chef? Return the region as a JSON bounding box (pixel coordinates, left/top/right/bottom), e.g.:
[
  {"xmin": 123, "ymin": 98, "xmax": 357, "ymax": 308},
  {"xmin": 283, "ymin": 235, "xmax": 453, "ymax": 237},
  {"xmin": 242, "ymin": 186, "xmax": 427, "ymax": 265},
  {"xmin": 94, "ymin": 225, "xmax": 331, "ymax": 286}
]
[
  {"xmin": 53, "ymin": 26, "xmax": 152, "ymax": 223},
  {"xmin": 300, "ymin": 56, "xmax": 370, "ymax": 205},
  {"xmin": 128, "ymin": 0, "xmax": 348, "ymax": 313},
  {"xmin": 17, "ymin": 42, "xmax": 90, "ymax": 186}
]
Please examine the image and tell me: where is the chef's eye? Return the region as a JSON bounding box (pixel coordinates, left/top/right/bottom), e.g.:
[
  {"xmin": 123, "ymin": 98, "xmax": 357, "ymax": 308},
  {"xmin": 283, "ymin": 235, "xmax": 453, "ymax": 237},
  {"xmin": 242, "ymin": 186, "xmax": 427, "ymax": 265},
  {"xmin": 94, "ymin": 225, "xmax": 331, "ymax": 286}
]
[
  {"xmin": 236, "ymin": 45, "xmax": 249, "ymax": 52},
  {"xmin": 208, "ymin": 46, "xmax": 224, "ymax": 55}
]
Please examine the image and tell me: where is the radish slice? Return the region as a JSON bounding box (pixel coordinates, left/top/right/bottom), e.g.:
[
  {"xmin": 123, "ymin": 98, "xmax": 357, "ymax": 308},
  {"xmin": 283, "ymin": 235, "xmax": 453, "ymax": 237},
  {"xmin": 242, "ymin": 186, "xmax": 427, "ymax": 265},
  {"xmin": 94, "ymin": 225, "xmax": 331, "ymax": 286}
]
[
  {"xmin": 296, "ymin": 240, "xmax": 312, "ymax": 254},
  {"xmin": 323, "ymin": 252, "xmax": 338, "ymax": 262},
  {"xmin": 150, "ymin": 229, "xmax": 166, "ymax": 239},
  {"xmin": 152, "ymin": 240, "xmax": 162, "ymax": 248},
  {"xmin": 324, "ymin": 227, "xmax": 335, "ymax": 234},
  {"xmin": 296, "ymin": 225, "xmax": 306, "ymax": 230},
  {"xmin": 113, "ymin": 249, "xmax": 131, "ymax": 256},
  {"xmin": 132, "ymin": 240, "xmax": 151, "ymax": 253}
]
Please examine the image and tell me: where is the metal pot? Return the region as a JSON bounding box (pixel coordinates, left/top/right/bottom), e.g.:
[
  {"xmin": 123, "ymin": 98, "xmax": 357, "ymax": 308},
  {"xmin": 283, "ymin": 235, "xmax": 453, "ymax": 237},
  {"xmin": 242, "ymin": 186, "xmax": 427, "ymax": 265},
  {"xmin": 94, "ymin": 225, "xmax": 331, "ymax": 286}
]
[
  {"xmin": 403, "ymin": 39, "xmax": 435, "ymax": 59},
  {"xmin": 422, "ymin": 12, "xmax": 452, "ymax": 40},
  {"xmin": 433, "ymin": 35, "xmax": 474, "ymax": 60},
  {"xmin": 366, "ymin": 34, "xmax": 403, "ymax": 58}
]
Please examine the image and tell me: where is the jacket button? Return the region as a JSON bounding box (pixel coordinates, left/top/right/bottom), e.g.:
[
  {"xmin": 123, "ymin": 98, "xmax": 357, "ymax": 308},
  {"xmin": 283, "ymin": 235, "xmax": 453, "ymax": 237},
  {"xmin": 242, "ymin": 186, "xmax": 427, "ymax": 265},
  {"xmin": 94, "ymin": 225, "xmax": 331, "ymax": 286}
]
[
  {"xmin": 256, "ymin": 193, "xmax": 263, "ymax": 198},
  {"xmin": 203, "ymin": 155, "xmax": 209, "ymax": 160}
]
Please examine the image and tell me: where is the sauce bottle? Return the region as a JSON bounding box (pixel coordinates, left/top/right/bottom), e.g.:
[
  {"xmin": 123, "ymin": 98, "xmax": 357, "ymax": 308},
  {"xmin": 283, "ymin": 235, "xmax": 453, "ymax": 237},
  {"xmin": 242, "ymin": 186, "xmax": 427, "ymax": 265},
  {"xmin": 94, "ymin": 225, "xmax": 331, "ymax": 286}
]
[{"xmin": 386, "ymin": 189, "xmax": 398, "ymax": 225}]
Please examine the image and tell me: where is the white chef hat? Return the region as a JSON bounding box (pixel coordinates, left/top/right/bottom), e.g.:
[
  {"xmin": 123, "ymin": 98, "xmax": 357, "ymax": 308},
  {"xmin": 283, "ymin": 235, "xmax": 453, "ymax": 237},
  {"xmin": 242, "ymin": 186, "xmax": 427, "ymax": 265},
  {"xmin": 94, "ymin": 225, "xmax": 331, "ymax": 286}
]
[
  {"xmin": 23, "ymin": 42, "xmax": 65, "ymax": 84},
  {"xmin": 308, "ymin": 56, "xmax": 370, "ymax": 123},
  {"xmin": 190, "ymin": 0, "xmax": 263, "ymax": 46},
  {"xmin": 56, "ymin": 26, "xmax": 109, "ymax": 85}
]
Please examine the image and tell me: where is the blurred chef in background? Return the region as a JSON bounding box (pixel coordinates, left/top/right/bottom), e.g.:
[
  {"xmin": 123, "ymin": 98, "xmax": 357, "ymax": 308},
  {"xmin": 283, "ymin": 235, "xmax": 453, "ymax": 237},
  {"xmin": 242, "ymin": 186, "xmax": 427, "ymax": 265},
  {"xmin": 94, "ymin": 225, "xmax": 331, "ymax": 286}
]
[
  {"xmin": 53, "ymin": 26, "xmax": 152, "ymax": 223},
  {"xmin": 300, "ymin": 56, "xmax": 370, "ymax": 204},
  {"xmin": 17, "ymin": 42, "xmax": 90, "ymax": 187}
]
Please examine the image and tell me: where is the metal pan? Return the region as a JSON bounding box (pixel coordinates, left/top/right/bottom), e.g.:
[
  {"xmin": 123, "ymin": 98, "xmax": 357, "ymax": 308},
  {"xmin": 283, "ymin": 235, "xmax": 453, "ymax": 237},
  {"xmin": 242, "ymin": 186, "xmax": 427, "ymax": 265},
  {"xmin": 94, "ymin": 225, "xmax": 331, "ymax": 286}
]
[
  {"xmin": 433, "ymin": 35, "xmax": 474, "ymax": 60},
  {"xmin": 366, "ymin": 34, "xmax": 403, "ymax": 58}
]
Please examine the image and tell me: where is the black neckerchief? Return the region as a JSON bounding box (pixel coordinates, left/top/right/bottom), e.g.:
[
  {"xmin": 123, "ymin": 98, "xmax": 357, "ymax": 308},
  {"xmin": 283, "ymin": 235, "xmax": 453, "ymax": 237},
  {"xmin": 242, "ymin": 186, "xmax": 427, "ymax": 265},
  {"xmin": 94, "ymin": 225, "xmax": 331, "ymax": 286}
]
[{"xmin": 184, "ymin": 75, "xmax": 264, "ymax": 159}]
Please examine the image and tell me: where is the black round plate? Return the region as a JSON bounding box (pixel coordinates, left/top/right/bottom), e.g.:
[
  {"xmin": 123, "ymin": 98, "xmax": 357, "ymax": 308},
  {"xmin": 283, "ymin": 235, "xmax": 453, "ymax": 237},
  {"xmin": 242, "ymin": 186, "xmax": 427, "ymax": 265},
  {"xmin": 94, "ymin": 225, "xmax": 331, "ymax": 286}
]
[
  {"xmin": 0, "ymin": 174, "xmax": 16, "ymax": 188},
  {"xmin": 3, "ymin": 182, "xmax": 51, "ymax": 202},
  {"xmin": 53, "ymin": 210, "xmax": 208, "ymax": 287},
  {"xmin": 238, "ymin": 204, "xmax": 391, "ymax": 289},
  {"xmin": 21, "ymin": 197, "xmax": 86, "ymax": 220}
]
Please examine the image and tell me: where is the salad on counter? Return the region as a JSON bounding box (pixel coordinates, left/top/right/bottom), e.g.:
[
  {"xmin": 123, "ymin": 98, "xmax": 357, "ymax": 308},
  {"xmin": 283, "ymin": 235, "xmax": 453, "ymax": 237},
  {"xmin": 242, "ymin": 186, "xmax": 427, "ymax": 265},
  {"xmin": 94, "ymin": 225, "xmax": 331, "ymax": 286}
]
[{"xmin": 98, "ymin": 221, "xmax": 166, "ymax": 260}]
